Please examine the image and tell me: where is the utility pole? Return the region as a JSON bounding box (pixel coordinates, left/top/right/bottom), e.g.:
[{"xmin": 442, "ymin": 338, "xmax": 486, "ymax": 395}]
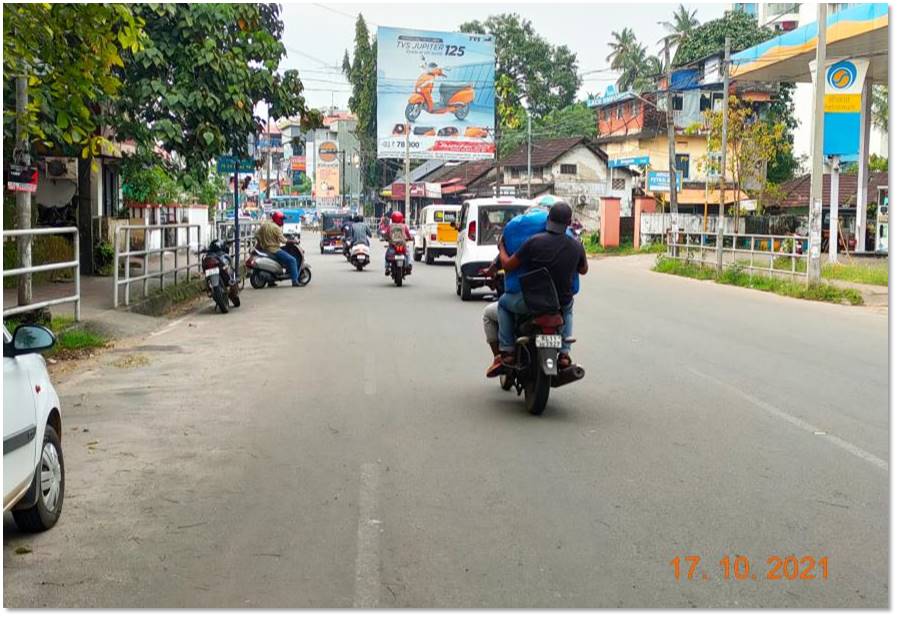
[
  {"xmin": 15, "ymin": 75, "xmax": 32, "ymax": 307},
  {"xmin": 526, "ymin": 110, "xmax": 532, "ymax": 198},
  {"xmin": 265, "ymin": 115, "xmax": 272, "ymax": 203},
  {"xmin": 829, "ymin": 155, "xmax": 840, "ymax": 262},
  {"xmin": 664, "ymin": 37, "xmax": 679, "ymax": 244},
  {"xmin": 403, "ymin": 122, "xmax": 411, "ymax": 219},
  {"xmin": 808, "ymin": 3, "xmax": 827, "ymax": 283},
  {"xmin": 716, "ymin": 37, "xmax": 730, "ymax": 273}
]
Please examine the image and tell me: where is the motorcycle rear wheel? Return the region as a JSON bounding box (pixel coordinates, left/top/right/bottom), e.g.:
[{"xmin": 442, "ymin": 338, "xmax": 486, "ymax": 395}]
[
  {"xmin": 211, "ymin": 285, "xmax": 229, "ymax": 313},
  {"xmin": 393, "ymin": 267, "xmax": 403, "ymax": 287},
  {"xmin": 249, "ymin": 271, "xmax": 266, "ymax": 289},
  {"xmin": 500, "ymin": 373, "xmax": 513, "ymax": 391},
  {"xmin": 524, "ymin": 370, "xmax": 550, "ymax": 415}
]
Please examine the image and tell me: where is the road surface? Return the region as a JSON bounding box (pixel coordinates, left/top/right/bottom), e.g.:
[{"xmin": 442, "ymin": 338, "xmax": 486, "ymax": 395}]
[{"xmin": 3, "ymin": 236, "xmax": 888, "ymax": 608}]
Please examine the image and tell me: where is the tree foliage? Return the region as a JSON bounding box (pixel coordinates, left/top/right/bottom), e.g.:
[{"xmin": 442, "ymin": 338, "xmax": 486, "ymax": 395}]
[
  {"xmin": 460, "ymin": 14, "xmax": 581, "ymax": 128},
  {"xmin": 704, "ymin": 96, "xmax": 791, "ymax": 219},
  {"xmin": 872, "ymin": 85, "xmax": 888, "ymax": 132},
  {"xmin": 607, "ymin": 28, "xmax": 662, "ymax": 93},
  {"xmin": 673, "ymin": 10, "xmax": 771, "ymax": 67},
  {"xmin": 2, "ymin": 3, "xmax": 144, "ymax": 158},
  {"xmin": 113, "ymin": 4, "xmax": 309, "ymax": 167},
  {"xmin": 342, "ymin": 15, "xmax": 379, "ymax": 192},
  {"xmin": 660, "ymin": 4, "xmax": 700, "ymax": 47}
]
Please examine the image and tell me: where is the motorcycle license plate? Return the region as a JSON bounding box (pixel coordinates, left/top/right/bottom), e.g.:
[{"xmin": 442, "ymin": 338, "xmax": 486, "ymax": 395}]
[
  {"xmin": 394, "ymin": 256, "xmax": 404, "ymax": 264},
  {"xmin": 204, "ymin": 268, "xmax": 218, "ymax": 278},
  {"xmin": 535, "ymin": 335, "xmax": 562, "ymax": 348}
]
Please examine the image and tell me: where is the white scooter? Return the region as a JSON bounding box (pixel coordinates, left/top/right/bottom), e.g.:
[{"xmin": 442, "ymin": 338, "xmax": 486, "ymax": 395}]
[
  {"xmin": 246, "ymin": 241, "xmax": 312, "ymax": 289},
  {"xmin": 349, "ymin": 243, "xmax": 371, "ymax": 271}
]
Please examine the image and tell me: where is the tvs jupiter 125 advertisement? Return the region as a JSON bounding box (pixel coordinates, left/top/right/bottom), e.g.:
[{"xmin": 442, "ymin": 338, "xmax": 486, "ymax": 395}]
[{"xmin": 377, "ymin": 26, "xmax": 495, "ymax": 161}]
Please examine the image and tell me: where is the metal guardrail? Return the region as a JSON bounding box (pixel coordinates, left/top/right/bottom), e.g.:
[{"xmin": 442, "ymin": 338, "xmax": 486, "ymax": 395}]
[
  {"xmin": 665, "ymin": 231, "xmax": 809, "ymax": 280},
  {"xmin": 214, "ymin": 221, "xmax": 261, "ymax": 274},
  {"xmin": 113, "ymin": 224, "xmax": 202, "ymax": 308},
  {"xmin": 3, "ymin": 227, "xmax": 80, "ymax": 321}
]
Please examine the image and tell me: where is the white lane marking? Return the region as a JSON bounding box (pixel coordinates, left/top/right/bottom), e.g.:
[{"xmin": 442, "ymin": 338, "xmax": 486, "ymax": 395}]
[
  {"xmin": 689, "ymin": 367, "xmax": 888, "ymax": 472},
  {"xmin": 353, "ymin": 463, "xmax": 382, "ymax": 608}
]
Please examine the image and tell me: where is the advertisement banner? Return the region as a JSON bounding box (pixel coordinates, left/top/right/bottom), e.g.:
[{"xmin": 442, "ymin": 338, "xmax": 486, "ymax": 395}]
[
  {"xmin": 809, "ymin": 57, "xmax": 870, "ymax": 156},
  {"xmin": 377, "ymin": 26, "xmax": 495, "ymax": 161},
  {"xmin": 315, "ymin": 140, "xmax": 340, "ymax": 207},
  {"xmin": 290, "ymin": 156, "xmax": 306, "ymax": 171},
  {"xmin": 646, "ymin": 171, "xmax": 681, "ymax": 193}
]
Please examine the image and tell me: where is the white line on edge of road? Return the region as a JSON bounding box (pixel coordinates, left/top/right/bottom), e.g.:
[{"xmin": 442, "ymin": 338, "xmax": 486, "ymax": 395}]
[
  {"xmin": 353, "ymin": 462, "xmax": 382, "ymax": 608},
  {"xmin": 688, "ymin": 367, "xmax": 888, "ymax": 472}
]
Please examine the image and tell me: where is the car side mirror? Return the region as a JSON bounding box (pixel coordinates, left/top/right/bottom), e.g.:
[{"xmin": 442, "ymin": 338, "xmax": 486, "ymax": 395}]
[{"xmin": 11, "ymin": 325, "xmax": 56, "ymax": 355}]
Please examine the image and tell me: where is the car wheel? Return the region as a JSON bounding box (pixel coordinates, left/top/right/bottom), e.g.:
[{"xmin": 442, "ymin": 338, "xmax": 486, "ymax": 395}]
[
  {"xmin": 13, "ymin": 425, "xmax": 64, "ymax": 532},
  {"xmin": 425, "ymin": 248, "xmax": 435, "ymax": 265},
  {"xmin": 460, "ymin": 275, "xmax": 472, "ymax": 301}
]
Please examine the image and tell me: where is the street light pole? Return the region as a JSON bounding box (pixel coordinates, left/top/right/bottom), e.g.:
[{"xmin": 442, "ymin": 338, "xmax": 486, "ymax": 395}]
[
  {"xmin": 716, "ymin": 37, "xmax": 730, "ymax": 273},
  {"xmin": 808, "ymin": 3, "xmax": 828, "ymax": 283}
]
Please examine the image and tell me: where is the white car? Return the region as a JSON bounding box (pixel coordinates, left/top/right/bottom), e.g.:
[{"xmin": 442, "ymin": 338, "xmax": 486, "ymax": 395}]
[
  {"xmin": 3, "ymin": 324, "xmax": 65, "ymax": 532},
  {"xmin": 454, "ymin": 197, "xmax": 533, "ymax": 300}
]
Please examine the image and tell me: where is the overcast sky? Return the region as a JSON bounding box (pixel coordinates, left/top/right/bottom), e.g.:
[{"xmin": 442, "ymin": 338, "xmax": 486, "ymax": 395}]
[{"xmin": 272, "ymin": 2, "xmax": 729, "ymax": 114}]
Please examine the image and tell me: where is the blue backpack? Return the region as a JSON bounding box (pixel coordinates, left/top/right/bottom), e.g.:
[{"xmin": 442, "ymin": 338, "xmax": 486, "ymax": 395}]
[{"xmin": 502, "ymin": 209, "xmax": 580, "ymax": 295}]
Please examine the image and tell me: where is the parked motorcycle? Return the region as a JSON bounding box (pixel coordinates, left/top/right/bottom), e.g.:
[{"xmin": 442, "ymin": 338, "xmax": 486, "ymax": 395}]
[
  {"xmin": 201, "ymin": 239, "xmax": 241, "ymax": 314},
  {"xmin": 498, "ymin": 273, "xmax": 585, "ymax": 415},
  {"xmin": 385, "ymin": 244, "xmax": 411, "ymax": 286},
  {"xmin": 246, "ymin": 238, "xmax": 312, "ymax": 289},
  {"xmin": 405, "ymin": 59, "xmax": 474, "ymax": 123},
  {"xmin": 349, "ymin": 243, "xmax": 371, "ymax": 271}
]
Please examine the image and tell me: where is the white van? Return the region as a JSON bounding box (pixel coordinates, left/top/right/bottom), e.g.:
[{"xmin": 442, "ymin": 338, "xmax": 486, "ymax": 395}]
[
  {"xmin": 413, "ymin": 204, "xmax": 461, "ymax": 264},
  {"xmin": 454, "ymin": 197, "xmax": 532, "ymax": 300}
]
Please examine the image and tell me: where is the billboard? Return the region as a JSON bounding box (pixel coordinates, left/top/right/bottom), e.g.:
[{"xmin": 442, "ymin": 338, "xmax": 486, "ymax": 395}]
[
  {"xmin": 290, "ymin": 156, "xmax": 306, "ymax": 171},
  {"xmin": 808, "ymin": 58, "xmax": 870, "ymax": 157},
  {"xmin": 377, "ymin": 26, "xmax": 495, "ymax": 161},
  {"xmin": 315, "ymin": 140, "xmax": 341, "ymax": 208}
]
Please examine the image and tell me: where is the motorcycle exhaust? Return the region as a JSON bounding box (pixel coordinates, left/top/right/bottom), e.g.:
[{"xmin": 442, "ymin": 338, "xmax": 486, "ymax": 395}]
[{"xmin": 551, "ymin": 365, "xmax": 585, "ymax": 388}]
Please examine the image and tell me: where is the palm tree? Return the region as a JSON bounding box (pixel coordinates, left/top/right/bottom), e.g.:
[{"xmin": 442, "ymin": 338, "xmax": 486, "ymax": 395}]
[
  {"xmin": 615, "ymin": 43, "xmax": 663, "ymax": 94},
  {"xmin": 606, "ymin": 27, "xmax": 637, "ymax": 70},
  {"xmin": 660, "ymin": 4, "xmax": 699, "ymax": 47}
]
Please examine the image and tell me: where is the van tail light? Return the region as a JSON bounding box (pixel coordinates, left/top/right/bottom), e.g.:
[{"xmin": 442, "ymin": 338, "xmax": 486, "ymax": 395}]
[
  {"xmin": 430, "ymin": 233, "xmax": 437, "ymax": 241},
  {"xmin": 467, "ymin": 221, "xmax": 476, "ymax": 241}
]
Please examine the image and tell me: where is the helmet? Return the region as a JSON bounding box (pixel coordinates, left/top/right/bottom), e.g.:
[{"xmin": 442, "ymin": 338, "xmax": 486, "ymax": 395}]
[
  {"xmin": 390, "ymin": 211, "xmax": 404, "ymax": 224},
  {"xmin": 271, "ymin": 211, "xmax": 285, "ymax": 226}
]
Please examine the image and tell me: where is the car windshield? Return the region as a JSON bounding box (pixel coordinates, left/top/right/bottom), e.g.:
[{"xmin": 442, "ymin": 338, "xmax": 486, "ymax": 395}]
[{"xmin": 477, "ymin": 206, "xmax": 525, "ymax": 245}]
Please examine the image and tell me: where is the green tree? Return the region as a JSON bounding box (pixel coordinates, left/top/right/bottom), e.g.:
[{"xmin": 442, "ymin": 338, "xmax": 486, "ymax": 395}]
[
  {"xmin": 114, "ymin": 4, "xmax": 309, "ymax": 167},
  {"xmin": 872, "ymin": 85, "xmax": 888, "ymax": 131},
  {"xmin": 460, "ymin": 14, "xmax": 581, "ymax": 127},
  {"xmin": 607, "ymin": 30, "xmax": 662, "ymax": 93},
  {"xmin": 342, "ymin": 15, "xmax": 379, "ymax": 193},
  {"xmin": 660, "ymin": 4, "xmax": 700, "ymax": 48},
  {"xmin": 2, "ymin": 4, "xmax": 144, "ymax": 157},
  {"xmin": 499, "ymin": 102, "xmax": 596, "ymax": 157}
]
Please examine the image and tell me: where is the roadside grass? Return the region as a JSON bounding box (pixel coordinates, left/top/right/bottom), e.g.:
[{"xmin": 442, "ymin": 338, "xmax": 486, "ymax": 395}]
[
  {"xmin": 654, "ymin": 257, "xmax": 864, "ymax": 306},
  {"xmin": 822, "ymin": 261, "xmax": 888, "ymax": 286},
  {"xmin": 5, "ymin": 314, "xmax": 108, "ymax": 359},
  {"xmin": 584, "ymin": 236, "xmax": 665, "ymax": 256}
]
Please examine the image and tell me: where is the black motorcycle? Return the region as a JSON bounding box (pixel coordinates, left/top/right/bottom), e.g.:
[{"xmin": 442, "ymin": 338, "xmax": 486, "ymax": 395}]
[
  {"xmin": 497, "ymin": 269, "xmax": 585, "ymax": 415},
  {"xmin": 201, "ymin": 239, "xmax": 241, "ymax": 314}
]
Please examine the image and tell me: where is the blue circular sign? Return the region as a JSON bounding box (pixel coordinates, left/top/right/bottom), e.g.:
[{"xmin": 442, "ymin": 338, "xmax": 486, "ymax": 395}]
[{"xmin": 826, "ymin": 60, "xmax": 857, "ymax": 90}]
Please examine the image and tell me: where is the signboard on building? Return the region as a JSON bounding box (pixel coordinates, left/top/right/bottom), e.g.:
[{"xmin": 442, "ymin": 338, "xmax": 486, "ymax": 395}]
[
  {"xmin": 290, "ymin": 156, "xmax": 306, "ymax": 171},
  {"xmin": 376, "ymin": 26, "xmax": 495, "ymax": 161},
  {"xmin": 6, "ymin": 164, "xmax": 38, "ymax": 193},
  {"xmin": 809, "ymin": 57, "xmax": 870, "ymax": 156},
  {"xmin": 391, "ymin": 181, "xmax": 442, "ymax": 200},
  {"xmin": 315, "ymin": 140, "xmax": 340, "ymax": 207},
  {"xmin": 646, "ymin": 170, "xmax": 682, "ymax": 193},
  {"xmin": 608, "ymin": 155, "xmax": 649, "ymax": 168}
]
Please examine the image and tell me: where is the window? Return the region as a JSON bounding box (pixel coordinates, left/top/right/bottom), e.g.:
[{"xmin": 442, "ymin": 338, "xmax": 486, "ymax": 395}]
[
  {"xmin": 672, "ymin": 95, "xmax": 683, "ymax": 111},
  {"xmin": 700, "ymin": 93, "xmax": 712, "ymax": 111},
  {"xmin": 616, "ymin": 105, "xmax": 624, "ymax": 119},
  {"xmin": 612, "ymin": 178, "xmax": 626, "ymax": 190},
  {"xmin": 675, "ymin": 153, "xmax": 690, "ymax": 179},
  {"xmin": 560, "ymin": 164, "xmax": 577, "ymax": 175}
]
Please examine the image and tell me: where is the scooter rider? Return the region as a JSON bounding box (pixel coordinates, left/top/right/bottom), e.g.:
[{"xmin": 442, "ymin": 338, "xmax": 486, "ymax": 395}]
[
  {"xmin": 256, "ymin": 211, "xmax": 301, "ymax": 287},
  {"xmin": 493, "ymin": 201, "xmax": 588, "ymax": 373},
  {"xmin": 385, "ymin": 211, "xmax": 413, "ymax": 275},
  {"xmin": 350, "ymin": 214, "xmax": 372, "ymax": 247}
]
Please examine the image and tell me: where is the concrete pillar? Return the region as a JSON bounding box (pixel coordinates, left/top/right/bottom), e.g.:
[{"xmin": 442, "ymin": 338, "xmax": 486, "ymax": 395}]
[
  {"xmin": 633, "ymin": 196, "xmax": 657, "ymax": 250},
  {"xmin": 599, "ymin": 196, "xmax": 621, "ymax": 248}
]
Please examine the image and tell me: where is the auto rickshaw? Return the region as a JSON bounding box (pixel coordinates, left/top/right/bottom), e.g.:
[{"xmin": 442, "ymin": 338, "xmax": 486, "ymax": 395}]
[{"xmin": 319, "ymin": 211, "xmax": 352, "ymax": 254}]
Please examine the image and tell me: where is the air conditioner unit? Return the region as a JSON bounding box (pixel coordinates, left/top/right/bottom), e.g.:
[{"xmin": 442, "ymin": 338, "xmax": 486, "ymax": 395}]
[{"xmin": 44, "ymin": 157, "xmax": 77, "ymax": 181}]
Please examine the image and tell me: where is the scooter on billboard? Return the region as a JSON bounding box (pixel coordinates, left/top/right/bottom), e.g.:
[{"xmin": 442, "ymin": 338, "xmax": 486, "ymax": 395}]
[{"xmin": 405, "ymin": 58, "xmax": 475, "ymax": 124}]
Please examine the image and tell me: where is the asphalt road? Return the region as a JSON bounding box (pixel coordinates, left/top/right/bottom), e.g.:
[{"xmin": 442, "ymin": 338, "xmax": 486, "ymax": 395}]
[{"xmin": 3, "ymin": 235, "xmax": 888, "ymax": 608}]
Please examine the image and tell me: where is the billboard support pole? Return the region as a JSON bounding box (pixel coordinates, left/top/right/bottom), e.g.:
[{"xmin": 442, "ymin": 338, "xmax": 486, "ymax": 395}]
[{"xmin": 404, "ymin": 122, "xmax": 411, "ymax": 219}]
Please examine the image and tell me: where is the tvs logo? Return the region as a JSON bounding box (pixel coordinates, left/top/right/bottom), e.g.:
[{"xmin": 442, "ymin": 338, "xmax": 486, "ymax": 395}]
[
  {"xmin": 318, "ymin": 141, "xmax": 338, "ymax": 162},
  {"xmin": 827, "ymin": 61, "xmax": 857, "ymax": 91}
]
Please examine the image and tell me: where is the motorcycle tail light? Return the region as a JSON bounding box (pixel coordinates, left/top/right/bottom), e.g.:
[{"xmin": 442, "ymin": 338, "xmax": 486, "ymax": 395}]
[
  {"xmin": 467, "ymin": 221, "xmax": 476, "ymax": 241},
  {"xmin": 396, "ymin": 244, "xmax": 406, "ymax": 255},
  {"xmin": 202, "ymin": 256, "xmax": 218, "ymax": 270},
  {"xmin": 245, "ymin": 257, "xmax": 254, "ymax": 267}
]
